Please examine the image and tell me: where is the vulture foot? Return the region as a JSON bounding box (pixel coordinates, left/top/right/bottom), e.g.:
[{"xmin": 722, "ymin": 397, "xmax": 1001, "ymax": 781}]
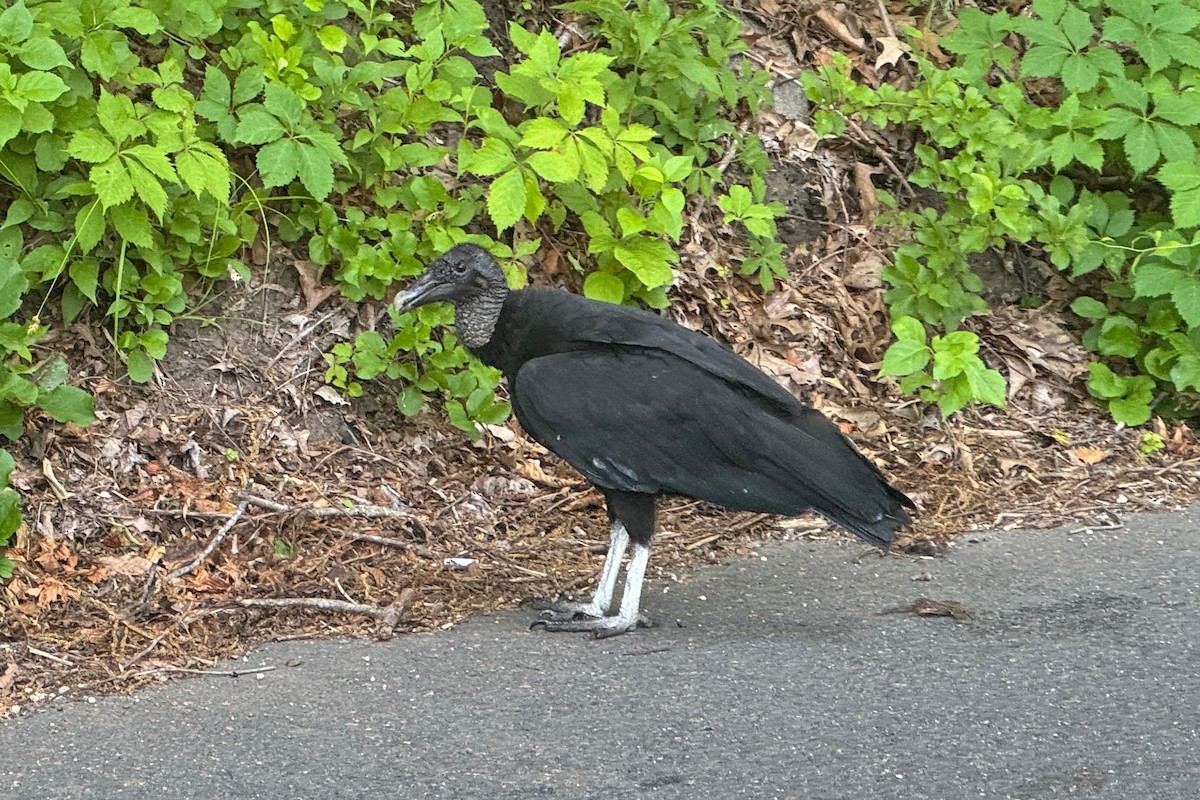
[
  {"xmin": 530, "ymin": 612, "xmax": 653, "ymax": 638},
  {"xmin": 536, "ymin": 600, "xmax": 609, "ymax": 622}
]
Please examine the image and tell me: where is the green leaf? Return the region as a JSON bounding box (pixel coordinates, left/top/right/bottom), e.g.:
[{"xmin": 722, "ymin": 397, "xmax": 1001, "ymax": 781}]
[
  {"xmin": 0, "ymin": 1, "xmax": 34, "ymax": 42},
  {"xmin": 318, "ymin": 24, "xmax": 349, "ymax": 52},
  {"xmin": 1087, "ymin": 362, "xmax": 1127, "ymax": 398},
  {"xmin": 236, "ymin": 108, "xmax": 286, "ymax": 144},
  {"xmin": 126, "ymin": 145, "xmax": 176, "ymax": 184},
  {"xmin": 16, "ymin": 71, "xmax": 67, "ymax": 103},
  {"xmin": 1070, "ymin": 296, "xmax": 1109, "ymax": 318},
  {"xmin": 0, "ymin": 400, "xmax": 22, "ymax": 440},
  {"xmin": 1154, "ymin": 93, "xmax": 1200, "ymax": 126},
  {"xmin": 1021, "ymin": 45, "xmax": 1068, "ymax": 77},
  {"xmin": 109, "ymin": 203, "xmax": 154, "ymax": 248},
  {"xmin": 1132, "ymin": 262, "xmax": 1185, "ymax": 297},
  {"xmin": 294, "ymin": 142, "xmax": 335, "ymax": 200},
  {"xmin": 263, "ymin": 83, "xmax": 305, "ymax": 126},
  {"xmin": 67, "ymin": 130, "xmax": 116, "ymax": 164},
  {"xmin": 37, "ymin": 385, "xmax": 94, "ymax": 426},
  {"xmin": 69, "ymin": 199, "xmax": 103, "ymax": 255},
  {"xmin": 1109, "ymin": 397, "xmax": 1151, "ymax": 425},
  {"xmin": 525, "ymin": 150, "xmax": 577, "ymax": 182},
  {"xmin": 0, "ymin": 448, "xmax": 13, "ymax": 486},
  {"xmin": 397, "ymin": 385, "xmax": 424, "ymax": 416},
  {"xmin": 140, "ymin": 329, "xmax": 169, "ymax": 359},
  {"xmin": 196, "ymin": 66, "xmax": 231, "ymax": 121},
  {"xmin": 612, "ymin": 236, "xmax": 676, "ymax": 288},
  {"xmin": 1157, "ymin": 161, "xmax": 1200, "ymax": 227},
  {"xmin": 583, "ymin": 271, "xmax": 625, "ymax": 304},
  {"xmin": 891, "ymin": 315, "xmax": 927, "ymax": 343},
  {"xmin": 1097, "ymin": 315, "xmax": 1141, "ymax": 358},
  {"xmin": 96, "ymin": 90, "xmax": 145, "ymax": 144},
  {"xmin": 965, "ymin": 364, "xmax": 1007, "ymax": 407},
  {"xmin": 487, "ymin": 168, "xmax": 527, "ymax": 232},
  {"xmin": 880, "ymin": 339, "xmax": 931, "ymax": 376},
  {"xmin": 1059, "ymin": 3, "xmax": 1095, "ymax": 49},
  {"xmin": 126, "ymin": 348, "xmax": 154, "ymax": 383},
  {"xmin": 1172, "ymin": 276, "xmax": 1200, "ymax": 327},
  {"xmin": 90, "ymin": 159, "xmax": 134, "ymax": 208},
  {"xmin": 465, "ymin": 138, "xmax": 515, "ymax": 176},
  {"xmin": 257, "ymin": 138, "xmax": 299, "ymax": 188},
  {"xmin": 81, "ymin": 30, "xmax": 133, "ymax": 80},
  {"xmin": 233, "ymin": 68, "xmax": 265, "ymax": 104},
  {"xmin": 36, "ymin": 356, "xmax": 67, "ymax": 392},
  {"xmin": 518, "ymin": 118, "xmax": 567, "ymax": 149},
  {"xmin": 177, "ymin": 150, "xmax": 215, "ymax": 199},
  {"xmin": 69, "ymin": 257, "xmax": 99, "ymax": 302},
  {"xmin": 0, "ymin": 260, "xmax": 28, "ymax": 319},
  {"xmin": 126, "ymin": 160, "xmax": 168, "ymax": 220},
  {"xmin": 110, "ymin": 6, "xmax": 161, "ymax": 35},
  {"xmin": 1123, "ymin": 121, "xmax": 1160, "ymax": 172}
]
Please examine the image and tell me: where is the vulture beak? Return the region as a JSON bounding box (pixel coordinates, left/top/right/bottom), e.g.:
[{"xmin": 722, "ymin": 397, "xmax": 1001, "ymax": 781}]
[{"xmin": 392, "ymin": 270, "xmax": 445, "ymax": 315}]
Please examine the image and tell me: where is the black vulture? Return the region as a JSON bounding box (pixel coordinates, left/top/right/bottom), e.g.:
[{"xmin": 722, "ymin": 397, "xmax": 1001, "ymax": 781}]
[{"xmin": 393, "ymin": 243, "xmax": 914, "ymax": 637}]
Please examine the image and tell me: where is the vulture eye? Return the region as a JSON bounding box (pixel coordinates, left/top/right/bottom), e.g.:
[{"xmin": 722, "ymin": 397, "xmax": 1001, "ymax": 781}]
[{"xmin": 451, "ymin": 260, "xmax": 468, "ymax": 276}]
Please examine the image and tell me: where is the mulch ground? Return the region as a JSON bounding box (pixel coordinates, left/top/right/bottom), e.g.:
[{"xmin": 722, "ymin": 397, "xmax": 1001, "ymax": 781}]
[{"xmin": 3, "ymin": 1, "xmax": 1198, "ymax": 716}]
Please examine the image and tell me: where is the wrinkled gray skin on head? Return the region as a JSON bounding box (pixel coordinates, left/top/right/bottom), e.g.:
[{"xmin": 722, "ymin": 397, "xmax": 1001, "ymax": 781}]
[{"xmin": 392, "ymin": 244, "xmax": 510, "ymax": 349}]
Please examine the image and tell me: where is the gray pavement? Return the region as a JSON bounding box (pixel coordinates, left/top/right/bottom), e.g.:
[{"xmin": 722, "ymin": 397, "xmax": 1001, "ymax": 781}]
[{"xmin": 2, "ymin": 505, "xmax": 1198, "ymax": 799}]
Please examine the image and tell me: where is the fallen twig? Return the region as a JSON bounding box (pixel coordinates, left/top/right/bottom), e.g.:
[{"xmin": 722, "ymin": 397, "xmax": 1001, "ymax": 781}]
[
  {"xmin": 236, "ymin": 587, "xmax": 416, "ymax": 634},
  {"xmin": 136, "ymin": 665, "xmax": 278, "ymax": 678},
  {"xmin": 27, "ymin": 647, "xmax": 73, "ymax": 667},
  {"xmin": 241, "ymin": 493, "xmax": 411, "ymax": 519},
  {"xmin": 162, "ymin": 495, "xmax": 252, "ymax": 584}
]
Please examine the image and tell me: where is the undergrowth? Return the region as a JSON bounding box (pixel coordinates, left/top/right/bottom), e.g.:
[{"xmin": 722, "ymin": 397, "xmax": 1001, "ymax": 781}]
[
  {"xmin": 803, "ymin": 0, "xmax": 1200, "ymax": 422},
  {"xmin": 0, "ymin": 0, "xmax": 778, "ymax": 571}
]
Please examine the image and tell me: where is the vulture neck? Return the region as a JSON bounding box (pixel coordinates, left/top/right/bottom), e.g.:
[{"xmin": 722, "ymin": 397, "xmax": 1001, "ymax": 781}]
[{"xmin": 454, "ymin": 286, "xmax": 508, "ymax": 349}]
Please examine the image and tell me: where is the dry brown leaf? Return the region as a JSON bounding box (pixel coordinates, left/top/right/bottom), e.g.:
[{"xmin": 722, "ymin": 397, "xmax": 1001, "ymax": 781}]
[
  {"xmin": 95, "ymin": 553, "xmax": 154, "ymax": 578},
  {"xmin": 0, "ymin": 663, "xmax": 19, "ymax": 693},
  {"xmin": 1069, "ymin": 447, "xmax": 1110, "ymax": 465},
  {"xmin": 875, "ymin": 36, "xmax": 909, "ymax": 70},
  {"xmin": 294, "ymin": 259, "xmax": 337, "ymax": 312},
  {"xmin": 514, "ymin": 459, "xmax": 576, "ymax": 488},
  {"xmin": 843, "ymin": 252, "xmax": 884, "ymax": 290},
  {"xmin": 30, "ymin": 576, "xmax": 81, "ymax": 606}
]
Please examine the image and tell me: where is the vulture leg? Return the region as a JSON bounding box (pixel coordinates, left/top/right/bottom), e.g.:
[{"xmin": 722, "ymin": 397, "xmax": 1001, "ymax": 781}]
[
  {"xmin": 532, "ymin": 543, "xmax": 652, "ymax": 638},
  {"xmin": 538, "ymin": 521, "xmax": 629, "ymax": 621},
  {"xmin": 532, "ymin": 490, "xmax": 654, "ymax": 637}
]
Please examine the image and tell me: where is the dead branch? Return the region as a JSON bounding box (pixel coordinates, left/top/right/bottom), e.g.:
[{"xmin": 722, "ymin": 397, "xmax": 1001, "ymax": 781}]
[
  {"xmin": 236, "ymin": 587, "xmax": 415, "ymax": 634},
  {"xmin": 241, "ymin": 493, "xmax": 410, "ymax": 520},
  {"xmin": 163, "ymin": 496, "xmax": 252, "ymax": 584}
]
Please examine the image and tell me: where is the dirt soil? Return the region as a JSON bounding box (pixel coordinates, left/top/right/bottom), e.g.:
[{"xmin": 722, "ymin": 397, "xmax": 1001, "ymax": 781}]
[{"xmin": 2, "ymin": 1, "xmax": 1199, "ymax": 716}]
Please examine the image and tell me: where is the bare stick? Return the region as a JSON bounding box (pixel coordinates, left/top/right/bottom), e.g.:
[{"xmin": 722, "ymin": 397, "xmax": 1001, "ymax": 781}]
[
  {"xmin": 27, "ymin": 647, "xmax": 73, "ymax": 666},
  {"xmin": 162, "ymin": 496, "xmax": 252, "ymax": 584},
  {"xmin": 237, "ymin": 587, "xmax": 415, "ymax": 631},
  {"xmin": 241, "ymin": 493, "xmax": 410, "ymax": 520},
  {"xmin": 875, "ymin": 0, "xmax": 897, "ymax": 39},
  {"xmin": 137, "ymin": 665, "xmax": 278, "ymax": 678}
]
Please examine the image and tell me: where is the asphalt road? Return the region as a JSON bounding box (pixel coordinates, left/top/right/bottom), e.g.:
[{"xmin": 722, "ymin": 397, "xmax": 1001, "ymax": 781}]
[{"xmin": 3, "ymin": 505, "xmax": 1198, "ymax": 800}]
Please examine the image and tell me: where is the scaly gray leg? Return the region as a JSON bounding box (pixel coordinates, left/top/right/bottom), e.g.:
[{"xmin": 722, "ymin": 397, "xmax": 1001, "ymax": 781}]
[
  {"xmin": 538, "ymin": 521, "xmax": 629, "ymax": 620},
  {"xmin": 533, "ymin": 542, "xmax": 652, "ymax": 638}
]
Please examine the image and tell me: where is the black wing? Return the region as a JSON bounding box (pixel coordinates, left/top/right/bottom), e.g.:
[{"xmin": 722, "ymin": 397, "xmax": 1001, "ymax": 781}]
[{"xmin": 511, "ymin": 346, "xmax": 911, "ymax": 547}]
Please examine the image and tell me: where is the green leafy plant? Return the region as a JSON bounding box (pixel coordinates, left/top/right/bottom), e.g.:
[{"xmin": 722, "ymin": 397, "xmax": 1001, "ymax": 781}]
[
  {"xmin": 1, "ymin": 0, "xmax": 784, "ymax": 560},
  {"xmin": 879, "ymin": 316, "xmax": 1006, "ymax": 417},
  {"xmin": 803, "ymin": 0, "xmax": 1200, "ymax": 422}
]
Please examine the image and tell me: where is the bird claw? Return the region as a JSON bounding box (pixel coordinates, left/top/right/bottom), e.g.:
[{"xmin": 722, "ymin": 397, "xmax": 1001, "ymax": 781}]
[
  {"xmin": 529, "ymin": 613, "xmax": 653, "ymax": 638},
  {"xmin": 536, "ymin": 602, "xmax": 605, "ymax": 623}
]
